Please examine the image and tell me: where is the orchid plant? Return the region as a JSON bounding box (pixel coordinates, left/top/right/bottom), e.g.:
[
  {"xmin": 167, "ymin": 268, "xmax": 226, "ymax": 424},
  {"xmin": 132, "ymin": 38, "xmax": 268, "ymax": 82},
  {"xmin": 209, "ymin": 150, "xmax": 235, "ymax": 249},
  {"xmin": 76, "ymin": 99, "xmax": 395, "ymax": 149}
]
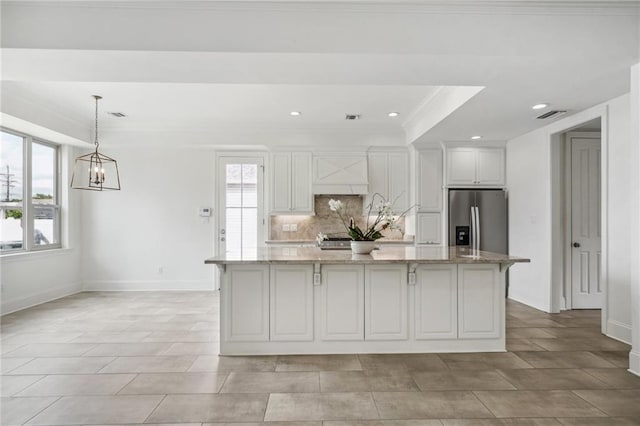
[{"xmin": 317, "ymin": 194, "xmax": 411, "ymax": 243}]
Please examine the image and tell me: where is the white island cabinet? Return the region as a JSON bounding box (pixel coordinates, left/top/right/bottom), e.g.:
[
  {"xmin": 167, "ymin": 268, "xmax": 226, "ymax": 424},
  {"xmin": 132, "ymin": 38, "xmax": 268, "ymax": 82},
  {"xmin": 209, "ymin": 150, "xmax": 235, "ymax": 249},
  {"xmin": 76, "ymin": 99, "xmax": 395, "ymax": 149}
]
[{"xmin": 208, "ymin": 246, "xmax": 528, "ymax": 355}]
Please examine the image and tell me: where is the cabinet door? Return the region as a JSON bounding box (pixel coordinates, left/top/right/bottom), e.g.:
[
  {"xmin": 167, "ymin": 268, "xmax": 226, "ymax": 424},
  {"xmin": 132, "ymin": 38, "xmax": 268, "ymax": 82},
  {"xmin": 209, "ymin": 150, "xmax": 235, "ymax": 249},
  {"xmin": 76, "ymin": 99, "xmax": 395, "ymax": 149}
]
[
  {"xmin": 415, "ymin": 265, "xmax": 457, "ymax": 339},
  {"xmin": 416, "ymin": 213, "xmax": 441, "ymax": 244},
  {"xmin": 476, "ymin": 149, "xmax": 505, "ymax": 185},
  {"xmin": 458, "ymin": 264, "xmax": 501, "ymax": 339},
  {"xmin": 270, "ymin": 265, "xmax": 314, "ymax": 341},
  {"xmin": 365, "ymin": 264, "xmax": 408, "ymax": 341},
  {"xmin": 365, "ymin": 152, "xmax": 388, "ymax": 208},
  {"xmin": 271, "ymin": 153, "xmax": 291, "ymax": 212},
  {"xmin": 388, "ymin": 152, "xmax": 409, "ymax": 212},
  {"xmin": 320, "ymin": 265, "xmax": 364, "ymax": 341},
  {"xmin": 224, "ymin": 265, "xmax": 269, "ymax": 342},
  {"xmin": 291, "ymin": 152, "xmax": 313, "ymax": 213},
  {"xmin": 447, "ymin": 149, "xmax": 477, "ymax": 185},
  {"xmin": 417, "ymin": 149, "xmax": 443, "ymax": 211}
]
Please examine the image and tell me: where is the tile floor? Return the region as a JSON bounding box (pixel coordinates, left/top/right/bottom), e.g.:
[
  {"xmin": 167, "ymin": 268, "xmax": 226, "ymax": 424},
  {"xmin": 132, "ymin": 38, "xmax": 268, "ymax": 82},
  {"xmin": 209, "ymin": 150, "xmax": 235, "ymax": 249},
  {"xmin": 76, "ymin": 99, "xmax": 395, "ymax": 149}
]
[{"xmin": 1, "ymin": 291, "xmax": 639, "ymax": 425}]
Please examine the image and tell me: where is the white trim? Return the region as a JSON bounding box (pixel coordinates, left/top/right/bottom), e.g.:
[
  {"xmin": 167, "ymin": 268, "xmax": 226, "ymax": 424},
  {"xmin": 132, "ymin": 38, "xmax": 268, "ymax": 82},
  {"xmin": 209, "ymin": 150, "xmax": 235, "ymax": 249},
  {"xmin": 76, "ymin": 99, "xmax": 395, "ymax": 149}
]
[
  {"xmin": 82, "ymin": 280, "xmax": 214, "ymax": 291},
  {"xmin": 0, "ymin": 247, "xmax": 75, "ymax": 263},
  {"xmin": 630, "ymin": 351, "xmax": 640, "ymax": 377},
  {"xmin": 606, "ymin": 319, "xmax": 632, "ymax": 344},
  {"xmin": 1, "ymin": 282, "xmax": 82, "ymax": 315}
]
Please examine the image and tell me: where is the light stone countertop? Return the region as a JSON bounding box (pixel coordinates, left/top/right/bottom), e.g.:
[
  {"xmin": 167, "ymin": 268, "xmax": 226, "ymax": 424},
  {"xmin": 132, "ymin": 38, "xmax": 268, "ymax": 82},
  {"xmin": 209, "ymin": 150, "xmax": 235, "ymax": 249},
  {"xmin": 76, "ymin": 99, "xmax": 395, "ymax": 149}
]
[{"xmin": 204, "ymin": 246, "xmax": 530, "ymax": 265}]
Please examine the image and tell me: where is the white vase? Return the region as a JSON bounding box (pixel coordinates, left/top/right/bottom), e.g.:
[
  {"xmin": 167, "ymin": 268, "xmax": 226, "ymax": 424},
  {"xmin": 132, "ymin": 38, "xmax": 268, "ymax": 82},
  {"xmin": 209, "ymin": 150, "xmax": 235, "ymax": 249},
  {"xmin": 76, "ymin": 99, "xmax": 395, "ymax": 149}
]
[{"xmin": 351, "ymin": 240, "xmax": 376, "ymax": 254}]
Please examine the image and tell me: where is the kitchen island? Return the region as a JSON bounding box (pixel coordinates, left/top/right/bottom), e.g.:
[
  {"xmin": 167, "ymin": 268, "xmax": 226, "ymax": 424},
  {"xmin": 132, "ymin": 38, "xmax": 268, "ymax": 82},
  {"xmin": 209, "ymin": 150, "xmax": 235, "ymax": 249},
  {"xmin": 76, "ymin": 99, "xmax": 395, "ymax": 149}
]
[{"xmin": 205, "ymin": 246, "xmax": 529, "ymax": 355}]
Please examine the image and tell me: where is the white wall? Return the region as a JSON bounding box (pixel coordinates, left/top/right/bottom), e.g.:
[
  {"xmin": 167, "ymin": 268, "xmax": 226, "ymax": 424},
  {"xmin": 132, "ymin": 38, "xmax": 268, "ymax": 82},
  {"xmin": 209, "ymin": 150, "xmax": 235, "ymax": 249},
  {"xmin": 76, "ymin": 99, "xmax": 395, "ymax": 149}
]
[
  {"xmin": 80, "ymin": 145, "xmax": 216, "ymax": 291},
  {"xmin": 630, "ymin": 62, "xmax": 640, "ymax": 376},
  {"xmin": 0, "ymin": 146, "xmax": 83, "ymax": 314},
  {"xmin": 507, "ymin": 93, "xmax": 633, "ymax": 344}
]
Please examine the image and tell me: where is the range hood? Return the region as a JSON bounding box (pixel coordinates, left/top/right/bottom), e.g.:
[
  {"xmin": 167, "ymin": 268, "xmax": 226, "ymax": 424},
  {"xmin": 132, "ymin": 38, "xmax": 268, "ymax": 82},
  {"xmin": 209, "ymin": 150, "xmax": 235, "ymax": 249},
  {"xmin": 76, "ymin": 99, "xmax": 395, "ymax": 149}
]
[{"xmin": 312, "ymin": 153, "xmax": 369, "ymax": 195}]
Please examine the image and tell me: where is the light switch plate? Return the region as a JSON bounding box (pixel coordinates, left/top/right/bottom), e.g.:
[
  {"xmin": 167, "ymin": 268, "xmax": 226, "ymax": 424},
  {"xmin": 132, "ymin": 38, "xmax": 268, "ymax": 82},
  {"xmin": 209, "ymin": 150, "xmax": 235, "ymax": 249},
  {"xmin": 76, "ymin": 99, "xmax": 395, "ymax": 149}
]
[
  {"xmin": 283, "ymin": 224, "xmax": 291, "ymax": 232},
  {"xmin": 290, "ymin": 224, "xmax": 298, "ymax": 232}
]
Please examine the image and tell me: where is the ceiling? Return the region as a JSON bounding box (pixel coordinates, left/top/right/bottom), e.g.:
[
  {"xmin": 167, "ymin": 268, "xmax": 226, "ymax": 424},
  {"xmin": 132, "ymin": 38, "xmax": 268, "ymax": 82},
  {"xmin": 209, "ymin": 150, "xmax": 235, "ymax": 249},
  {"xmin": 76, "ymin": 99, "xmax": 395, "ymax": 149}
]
[{"xmin": 1, "ymin": 1, "xmax": 639, "ymax": 147}]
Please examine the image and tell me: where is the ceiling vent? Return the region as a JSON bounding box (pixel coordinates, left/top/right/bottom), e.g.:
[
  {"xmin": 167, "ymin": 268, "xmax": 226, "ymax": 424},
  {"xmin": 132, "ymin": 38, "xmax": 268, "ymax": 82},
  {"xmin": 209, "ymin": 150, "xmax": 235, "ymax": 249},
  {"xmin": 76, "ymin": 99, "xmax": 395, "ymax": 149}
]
[
  {"xmin": 108, "ymin": 112, "xmax": 127, "ymax": 118},
  {"xmin": 536, "ymin": 110, "xmax": 567, "ymax": 120},
  {"xmin": 345, "ymin": 114, "xmax": 361, "ymax": 120}
]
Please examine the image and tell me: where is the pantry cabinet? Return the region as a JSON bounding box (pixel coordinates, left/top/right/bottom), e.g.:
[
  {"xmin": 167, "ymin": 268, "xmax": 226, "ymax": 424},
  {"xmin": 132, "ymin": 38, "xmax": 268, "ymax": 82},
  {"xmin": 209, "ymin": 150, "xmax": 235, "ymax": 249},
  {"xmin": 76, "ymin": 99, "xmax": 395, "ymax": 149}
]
[{"xmin": 416, "ymin": 149, "xmax": 443, "ymax": 212}]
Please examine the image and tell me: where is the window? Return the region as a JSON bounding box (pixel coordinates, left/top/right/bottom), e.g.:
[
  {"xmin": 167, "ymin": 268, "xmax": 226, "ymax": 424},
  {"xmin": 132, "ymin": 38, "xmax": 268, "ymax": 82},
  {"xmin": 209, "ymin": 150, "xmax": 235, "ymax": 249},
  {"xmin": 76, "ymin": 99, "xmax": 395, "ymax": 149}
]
[{"xmin": 1, "ymin": 129, "xmax": 61, "ymax": 253}]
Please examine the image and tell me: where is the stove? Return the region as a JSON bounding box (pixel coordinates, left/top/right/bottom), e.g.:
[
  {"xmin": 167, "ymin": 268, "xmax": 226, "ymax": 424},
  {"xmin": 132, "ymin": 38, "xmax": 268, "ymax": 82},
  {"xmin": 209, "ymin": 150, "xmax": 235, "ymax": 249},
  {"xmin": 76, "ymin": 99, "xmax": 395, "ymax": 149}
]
[{"xmin": 318, "ymin": 237, "xmax": 352, "ymax": 250}]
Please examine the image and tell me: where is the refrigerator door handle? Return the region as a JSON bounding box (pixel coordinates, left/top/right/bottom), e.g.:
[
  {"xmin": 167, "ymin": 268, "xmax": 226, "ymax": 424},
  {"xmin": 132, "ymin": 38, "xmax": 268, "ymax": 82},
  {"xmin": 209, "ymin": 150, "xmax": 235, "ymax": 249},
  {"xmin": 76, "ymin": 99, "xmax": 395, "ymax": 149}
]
[
  {"xmin": 475, "ymin": 206, "xmax": 481, "ymax": 251},
  {"xmin": 470, "ymin": 206, "xmax": 476, "ymax": 250}
]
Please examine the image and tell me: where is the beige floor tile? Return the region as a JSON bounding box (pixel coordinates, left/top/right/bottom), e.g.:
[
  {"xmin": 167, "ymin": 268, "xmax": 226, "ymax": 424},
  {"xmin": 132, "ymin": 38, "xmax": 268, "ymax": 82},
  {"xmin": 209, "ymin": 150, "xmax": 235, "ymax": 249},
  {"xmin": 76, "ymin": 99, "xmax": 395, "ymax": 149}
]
[
  {"xmin": 583, "ymin": 368, "xmax": 640, "ymax": 389},
  {"xmin": 8, "ymin": 356, "xmax": 115, "ymax": 375},
  {"xmin": 320, "ymin": 371, "xmax": 419, "ymax": 392},
  {"xmin": 161, "ymin": 342, "xmax": 218, "ymax": 355},
  {"xmin": 1, "ymin": 357, "xmax": 35, "ymax": 374},
  {"xmin": 83, "ymin": 342, "xmax": 173, "ymax": 356},
  {"xmin": 373, "ymin": 391, "xmax": 493, "ymax": 419},
  {"xmin": 530, "ymin": 338, "xmax": 630, "ymax": 352},
  {"xmin": 506, "ymin": 339, "xmax": 546, "ymax": 352},
  {"xmin": 497, "ymin": 368, "xmax": 611, "ymax": 390},
  {"xmin": 146, "ymin": 393, "xmax": 268, "ymax": 423},
  {"xmin": 0, "ymin": 375, "xmax": 44, "ymax": 396},
  {"xmin": 188, "ymin": 355, "xmax": 277, "ymax": 372},
  {"xmin": 474, "ymin": 390, "xmax": 606, "ymax": 418},
  {"xmin": 16, "ymin": 374, "xmax": 135, "ymax": 396},
  {"xmin": 118, "ymin": 372, "xmax": 227, "ymax": 394},
  {"xmin": 276, "ymin": 355, "xmax": 362, "ymax": 372},
  {"xmin": 441, "ymin": 420, "xmax": 562, "ymax": 425},
  {"xmin": 265, "ymin": 392, "xmax": 378, "ymax": 421},
  {"xmin": 590, "ymin": 351, "xmax": 631, "ymax": 368},
  {"xmin": 514, "ymin": 351, "xmax": 617, "ymax": 369},
  {"xmin": 204, "ymin": 422, "xmax": 321, "ymax": 426},
  {"xmin": 221, "ymin": 371, "xmax": 319, "ymax": 393},
  {"xmin": 25, "ymin": 395, "xmax": 163, "ymax": 425},
  {"xmin": 506, "ymin": 328, "xmax": 557, "ymax": 339},
  {"xmin": 71, "ymin": 332, "xmax": 152, "ymax": 343},
  {"xmin": 1, "ymin": 396, "xmax": 59, "ymax": 426},
  {"xmin": 572, "ymin": 390, "xmax": 640, "ymax": 417},
  {"xmin": 325, "ymin": 421, "xmax": 443, "ymax": 426},
  {"xmin": 142, "ymin": 331, "xmax": 216, "ymax": 342},
  {"xmin": 411, "ymin": 370, "xmax": 516, "ymax": 391},
  {"xmin": 3, "ymin": 343, "xmax": 96, "ymax": 357},
  {"xmin": 358, "ymin": 354, "xmax": 448, "ymax": 372},
  {"xmin": 557, "ymin": 418, "xmax": 640, "ymax": 425},
  {"xmin": 98, "ymin": 355, "xmax": 196, "ymax": 373},
  {"xmin": 125, "ymin": 321, "xmax": 199, "ymax": 331},
  {"xmin": 439, "ymin": 353, "xmax": 533, "ymax": 370},
  {"xmin": 1, "ymin": 332, "xmax": 83, "ymax": 346}
]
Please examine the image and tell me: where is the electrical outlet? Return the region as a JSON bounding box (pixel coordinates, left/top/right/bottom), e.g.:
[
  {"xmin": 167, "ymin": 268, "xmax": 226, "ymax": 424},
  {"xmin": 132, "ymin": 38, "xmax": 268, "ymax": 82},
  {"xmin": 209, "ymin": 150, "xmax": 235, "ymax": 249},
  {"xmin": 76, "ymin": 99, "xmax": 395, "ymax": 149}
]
[
  {"xmin": 313, "ymin": 273, "xmax": 322, "ymax": 285},
  {"xmin": 290, "ymin": 224, "xmax": 297, "ymax": 232},
  {"xmin": 283, "ymin": 224, "xmax": 290, "ymax": 232},
  {"xmin": 158, "ymin": 266, "xmax": 164, "ymax": 275}
]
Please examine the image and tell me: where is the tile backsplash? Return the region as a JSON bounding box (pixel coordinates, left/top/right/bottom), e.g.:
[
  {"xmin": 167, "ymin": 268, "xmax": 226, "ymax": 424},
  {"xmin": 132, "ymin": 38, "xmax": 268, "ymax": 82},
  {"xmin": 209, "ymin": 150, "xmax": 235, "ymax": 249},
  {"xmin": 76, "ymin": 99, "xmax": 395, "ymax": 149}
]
[{"xmin": 270, "ymin": 195, "xmax": 405, "ymax": 241}]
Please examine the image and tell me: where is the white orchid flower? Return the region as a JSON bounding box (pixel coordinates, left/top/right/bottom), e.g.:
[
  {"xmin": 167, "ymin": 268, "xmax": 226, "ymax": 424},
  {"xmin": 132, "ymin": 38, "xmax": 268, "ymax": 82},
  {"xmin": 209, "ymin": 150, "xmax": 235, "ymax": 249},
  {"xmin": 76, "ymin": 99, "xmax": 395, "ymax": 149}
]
[
  {"xmin": 328, "ymin": 199, "xmax": 343, "ymax": 212},
  {"xmin": 316, "ymin": 232, "xmax": 328, "ymax": 245}
]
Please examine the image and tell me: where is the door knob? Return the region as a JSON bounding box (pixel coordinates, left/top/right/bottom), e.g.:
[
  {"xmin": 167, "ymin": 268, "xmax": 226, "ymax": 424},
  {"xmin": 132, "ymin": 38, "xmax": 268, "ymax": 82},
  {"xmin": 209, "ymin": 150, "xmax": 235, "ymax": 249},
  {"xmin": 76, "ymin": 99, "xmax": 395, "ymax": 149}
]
[
  {"xmin": 220, "ymin": 237, "xmax": 226, "ymax": 242},
  {"xmin": 220, "ymin": 229, "xmax": 226, "ymax": 234},
  {"xmin": 573, "ymin": 242, "xmax": 580, "ymax": 248}
]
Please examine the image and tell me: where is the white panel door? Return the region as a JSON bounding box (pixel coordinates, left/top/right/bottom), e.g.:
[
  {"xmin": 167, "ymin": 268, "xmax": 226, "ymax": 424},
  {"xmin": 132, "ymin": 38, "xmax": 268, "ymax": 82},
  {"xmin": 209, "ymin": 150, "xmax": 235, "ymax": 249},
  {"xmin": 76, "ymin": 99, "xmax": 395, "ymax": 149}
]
[
  {"xmin": 320, "ymin": 265, "xmax": 365, "ymax": 341},
  {"xmin": 365, "ymin": 264, "xmax": 408, "ymax": 341},
  {"xmin": 415, "ymin": 265, "xmax": 457, "ymax": 339},
  {"xmin": 476, "ymin": 149, "xmax": 505, "ymax": 185},
  {"xmin": 447, "ymin": 149, "xmax": 476, "ymax": 185},
  {"xmin": 417, "ymin": 149, "xmax": 443, "ymax": 212},
  {"xmin": 458, "ymin": 264, "xmax": 500, "ymax": 339},
  {"xmin": 571, "ymin": 137, "xmax": 602, "ymax": 309},
  {"xmin": 416, "ymin": 213, "xmax": 441, "ymax": 245},
  {"xmin": 224, "ymin": 265, "xmax": 269, "ymax": 342},
  {"xmin": 365, "ymin": 152, "xmax": 388, "ymax": 208},
  {"xmin": 270, "ymin": 265, "xmax": 314, "ymax": 341},
  {"xmin": 388, "ymin": 152, "xmax": 409, "ymax": 212},
  {"xmin": 271, "ymin": 153, "xmax": 291, "ymax": 213},
  {"xmin": 291, "ymin": 152, "xmax": 313, "ymax": 213}
]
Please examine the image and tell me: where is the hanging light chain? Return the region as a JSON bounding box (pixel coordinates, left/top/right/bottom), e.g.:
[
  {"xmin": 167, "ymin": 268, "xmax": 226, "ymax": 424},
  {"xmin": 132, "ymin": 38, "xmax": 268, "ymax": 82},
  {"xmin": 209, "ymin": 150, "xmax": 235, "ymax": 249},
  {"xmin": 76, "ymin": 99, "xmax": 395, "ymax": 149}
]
[{"xmin": 93, "ymin": 95, "xmax": 102, "ymax": 149}]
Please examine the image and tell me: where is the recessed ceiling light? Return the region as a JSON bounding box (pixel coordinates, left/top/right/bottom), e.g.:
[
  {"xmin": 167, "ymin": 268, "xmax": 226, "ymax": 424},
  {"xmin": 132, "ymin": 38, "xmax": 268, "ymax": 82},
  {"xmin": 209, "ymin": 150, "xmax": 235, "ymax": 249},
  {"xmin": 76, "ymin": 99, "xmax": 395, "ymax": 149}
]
[
  {"xmin": 471, "ymin": 135, "xmax": 482, "ymax": 140},
  {"xmin": 532, "ymin": 103, "xmax": 549, "ymax": 110},
  {"xmin": 388, "ymin": 112, "xmax": 400, "ymax": 117},
  {"xmin": 290, "ymin": 111, "xmax": 302, "ymax": 116}
]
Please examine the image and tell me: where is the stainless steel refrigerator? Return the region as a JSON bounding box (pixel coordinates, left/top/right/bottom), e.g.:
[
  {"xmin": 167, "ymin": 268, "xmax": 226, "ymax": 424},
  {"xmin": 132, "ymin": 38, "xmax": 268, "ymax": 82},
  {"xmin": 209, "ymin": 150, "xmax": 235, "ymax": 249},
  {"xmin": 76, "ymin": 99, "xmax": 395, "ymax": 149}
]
[{"xmin": 448, "ymin": 189, "xmax": 508, "ymax": 253}]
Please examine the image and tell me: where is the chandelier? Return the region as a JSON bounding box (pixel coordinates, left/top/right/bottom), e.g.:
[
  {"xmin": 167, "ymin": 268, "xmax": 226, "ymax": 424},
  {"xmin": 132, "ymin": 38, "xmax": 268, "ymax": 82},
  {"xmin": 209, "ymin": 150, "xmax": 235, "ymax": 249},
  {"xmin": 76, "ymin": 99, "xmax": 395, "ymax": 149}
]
[{"xmin": 71, "ymin": 95, "xmax": 121, "ymax": 191}]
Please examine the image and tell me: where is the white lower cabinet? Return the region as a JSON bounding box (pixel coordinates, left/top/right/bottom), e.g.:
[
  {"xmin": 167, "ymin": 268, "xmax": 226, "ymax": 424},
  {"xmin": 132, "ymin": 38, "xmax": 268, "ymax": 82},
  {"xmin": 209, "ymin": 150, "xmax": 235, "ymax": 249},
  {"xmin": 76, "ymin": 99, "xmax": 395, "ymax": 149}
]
[
  {"xmin": 458, "ymin": 264, "xmax": 501, "ymax": 338},
  {"xmin": 319, "ymin": 265, "xmax": 365, "ymax": 341},
  {"xmin": 270, "ymin": 265, "xmax": 314, "ymax": 341},
  {"xmin": 224, "ymin": 265, "xmax": 270, "ymax": 342},
  {"xmin": 365, "ymin": 264, "xmax": 408, "ymax": 341},
  {"xmin": 414, "ymin": 265, "xmax": 458, "ymax": 340}
]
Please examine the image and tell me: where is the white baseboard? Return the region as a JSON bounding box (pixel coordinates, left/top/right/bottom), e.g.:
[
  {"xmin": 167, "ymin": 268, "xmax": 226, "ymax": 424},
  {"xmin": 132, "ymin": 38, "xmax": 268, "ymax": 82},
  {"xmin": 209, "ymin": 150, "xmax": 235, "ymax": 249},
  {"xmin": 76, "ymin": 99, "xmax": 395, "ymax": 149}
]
[
  {"xmin": 507, "ymin": 294, "xmax": 552, "ymax": 313},
  {"xmin": 606, "ymin": 319, "xmax": 632, "ymax": 344},
  {"xmin": 83, "ymin": 280, "xmax": 214, "ymax": 291},
  {"xmin": 1, "ymin": 282, "xmax": 82, "ymax": 315},
  {"xmin": 630, "ymin": 350, "xmax": 640, "ymax": 377}
]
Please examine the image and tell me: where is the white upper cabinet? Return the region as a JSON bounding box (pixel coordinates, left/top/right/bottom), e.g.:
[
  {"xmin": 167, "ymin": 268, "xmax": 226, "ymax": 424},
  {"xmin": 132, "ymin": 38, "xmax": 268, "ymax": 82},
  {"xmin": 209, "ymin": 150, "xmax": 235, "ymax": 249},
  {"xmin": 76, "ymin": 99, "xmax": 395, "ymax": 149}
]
[
  {"xmin": 270, "ymin": 152, "xmax": 313, "ymax": 214},
  {"xmin": 365, "ymin": 150, "xmax": 409, "ymax": 212},
  {"xmin": 446, "ymin": 147, "xmax": 505, "ymax": 186},
  {"xmin": 416, "ymin": 213, "xmax": 441, "ymax": 245},
  {"xmin": 416, "ymin": 149, "xmax": 443, "ymax": 212}
]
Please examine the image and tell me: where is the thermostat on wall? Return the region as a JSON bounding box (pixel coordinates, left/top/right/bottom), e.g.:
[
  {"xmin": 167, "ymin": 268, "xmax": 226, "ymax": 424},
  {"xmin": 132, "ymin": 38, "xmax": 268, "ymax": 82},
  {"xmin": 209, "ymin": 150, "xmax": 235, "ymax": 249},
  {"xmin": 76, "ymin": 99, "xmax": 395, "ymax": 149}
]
[{"xmin": 199, "ymin": 207, "xmax": 212, "ymax": 217}]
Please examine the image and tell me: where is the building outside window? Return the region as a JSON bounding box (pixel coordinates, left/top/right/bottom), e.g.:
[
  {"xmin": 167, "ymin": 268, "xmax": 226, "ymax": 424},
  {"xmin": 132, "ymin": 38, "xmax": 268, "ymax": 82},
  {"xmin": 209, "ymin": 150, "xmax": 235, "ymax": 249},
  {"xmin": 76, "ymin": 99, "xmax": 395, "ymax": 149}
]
[{"xmin": 0, "ymin": 129, "xmax": 61, "ymax": 253}]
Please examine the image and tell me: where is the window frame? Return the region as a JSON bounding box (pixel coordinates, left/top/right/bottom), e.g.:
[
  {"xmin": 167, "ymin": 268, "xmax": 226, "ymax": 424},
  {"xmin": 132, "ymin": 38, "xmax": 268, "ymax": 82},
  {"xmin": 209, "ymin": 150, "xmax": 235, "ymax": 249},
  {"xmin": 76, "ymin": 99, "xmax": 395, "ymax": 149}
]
[{"xmin": 1, "ymin": 127, "xmax": 62, "ymax": 254}]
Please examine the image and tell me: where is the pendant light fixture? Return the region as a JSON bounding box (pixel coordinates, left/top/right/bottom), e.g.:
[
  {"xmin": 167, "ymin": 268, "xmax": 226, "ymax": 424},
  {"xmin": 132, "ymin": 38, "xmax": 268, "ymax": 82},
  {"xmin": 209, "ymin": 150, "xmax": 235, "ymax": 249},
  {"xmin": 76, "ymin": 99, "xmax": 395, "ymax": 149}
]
[{"xmin": 71, "ymin": 95, "xmax": 121, "ymax": 191}]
